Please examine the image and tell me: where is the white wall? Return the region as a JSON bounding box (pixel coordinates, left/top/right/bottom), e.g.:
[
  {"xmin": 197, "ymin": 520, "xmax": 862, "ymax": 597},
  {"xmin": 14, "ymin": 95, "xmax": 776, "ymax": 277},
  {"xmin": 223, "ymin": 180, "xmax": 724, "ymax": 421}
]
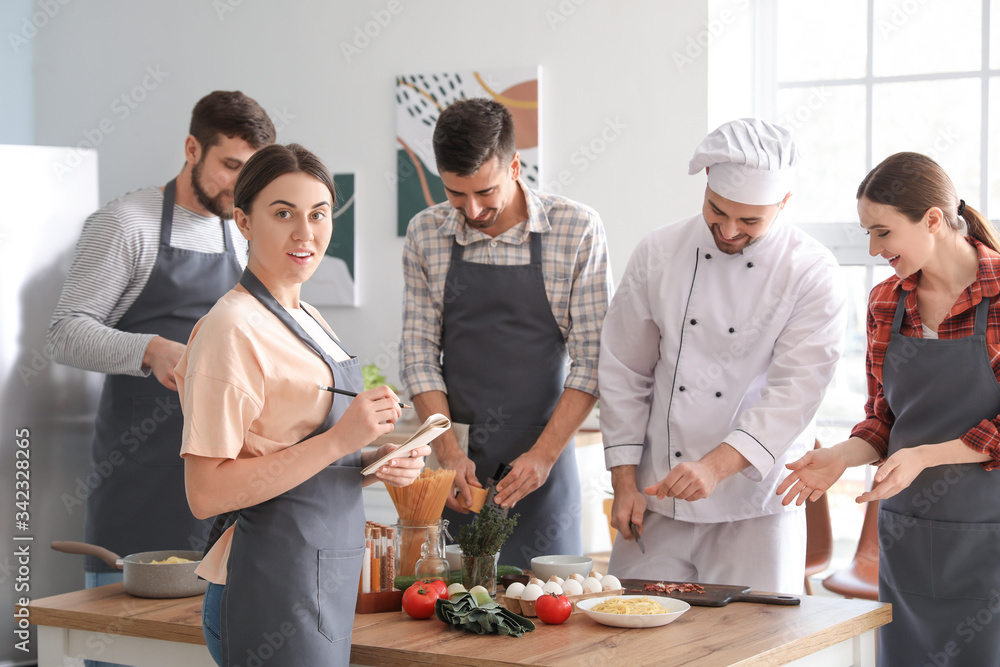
[
  {"xmin": 33, "ymin": 0, "xmax": 711, "ymax": 386},
  {"xmin": 1, "ymin": 0, "xmax": 35, "ymax": 144}
]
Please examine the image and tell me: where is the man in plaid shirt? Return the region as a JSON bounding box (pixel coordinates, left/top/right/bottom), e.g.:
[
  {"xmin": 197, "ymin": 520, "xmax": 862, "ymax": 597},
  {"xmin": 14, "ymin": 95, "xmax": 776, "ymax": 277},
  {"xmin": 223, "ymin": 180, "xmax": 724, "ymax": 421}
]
[{"xmin": 400, "ymin": 98, "xmax": 613, "ymax": 568}]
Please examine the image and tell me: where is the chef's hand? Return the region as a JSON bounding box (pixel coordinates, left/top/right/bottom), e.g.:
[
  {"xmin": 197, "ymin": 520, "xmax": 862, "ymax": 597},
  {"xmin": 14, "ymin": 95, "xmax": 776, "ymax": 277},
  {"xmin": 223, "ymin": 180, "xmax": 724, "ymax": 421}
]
[
  {"xmin": 777, "ymin": 448, "xmax": 848, "ymax": 506},
  {"xmin": 332, "ymin": 386, "xmax": 401, "ymax": 452},
  {"xmin": 645, "ymin": 461, "xmax": 721, "ymax": 502},
  {"xmin": 144, "ymin": 336, "xmax": 185, "ymax": 391},
  {"xmin": 372, "ymin": 443, "xmax": 431, "ymax": 487},
  {"xmin": 856, "ymin": 448, "xmax": 927, "ymax": 503},
  {"xmin": 440, "ymin": 451, "xmax": 479, "ymax": 513},
  {"xmin": 611, "ymin": 484, "xmax": 647, "ymax": 542},
  {"xmin": 494, "ymin": 448, "xmax": 557, "ymax": 508}
]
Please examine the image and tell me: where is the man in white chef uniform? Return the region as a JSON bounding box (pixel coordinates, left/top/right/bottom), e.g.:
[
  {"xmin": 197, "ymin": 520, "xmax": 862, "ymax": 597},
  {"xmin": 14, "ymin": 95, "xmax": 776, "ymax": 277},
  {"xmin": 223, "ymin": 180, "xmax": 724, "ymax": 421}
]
[{"xmin": 599, "ymin": 119, "xmax": 848, "ymax": 594}]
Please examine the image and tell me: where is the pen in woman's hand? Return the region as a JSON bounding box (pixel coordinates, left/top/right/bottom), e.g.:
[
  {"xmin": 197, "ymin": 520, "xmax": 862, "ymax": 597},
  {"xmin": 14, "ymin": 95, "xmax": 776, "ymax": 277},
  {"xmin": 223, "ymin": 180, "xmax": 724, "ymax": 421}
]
[{"xmin": 317, "ymin": 384, "xmax": 413, "ymax": 410}]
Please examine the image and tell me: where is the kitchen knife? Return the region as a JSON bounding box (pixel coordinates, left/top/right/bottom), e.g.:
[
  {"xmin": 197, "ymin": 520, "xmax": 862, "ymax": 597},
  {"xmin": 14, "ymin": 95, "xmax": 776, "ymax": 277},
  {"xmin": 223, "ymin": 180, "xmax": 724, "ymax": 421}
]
[{"xmin": 630, "ymin": 521, "xmax": 646, "ymax": 554}]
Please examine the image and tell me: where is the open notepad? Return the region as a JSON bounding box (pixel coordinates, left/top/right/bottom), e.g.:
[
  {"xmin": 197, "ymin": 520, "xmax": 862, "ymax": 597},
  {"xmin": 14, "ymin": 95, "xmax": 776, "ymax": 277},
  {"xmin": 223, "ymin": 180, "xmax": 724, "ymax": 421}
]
[{"xmin": 361, "ymin": 413, "xmax": 451, "ymax": 475}]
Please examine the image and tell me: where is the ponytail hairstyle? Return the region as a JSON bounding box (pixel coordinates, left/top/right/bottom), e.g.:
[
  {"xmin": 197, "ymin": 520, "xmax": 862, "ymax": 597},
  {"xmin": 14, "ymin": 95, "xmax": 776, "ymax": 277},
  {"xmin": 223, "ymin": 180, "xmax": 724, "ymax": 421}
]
[{"xmin": 856, "ymin": 152, "xmax": 1000, "ymax": 253}]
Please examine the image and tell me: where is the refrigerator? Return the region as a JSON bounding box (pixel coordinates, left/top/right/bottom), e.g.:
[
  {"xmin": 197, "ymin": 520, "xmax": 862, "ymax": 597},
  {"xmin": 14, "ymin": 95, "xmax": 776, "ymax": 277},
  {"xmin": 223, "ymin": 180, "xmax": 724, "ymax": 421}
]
[{"xmin": 1, "ymin": 145, "xmax": 102, "ymax": 667}]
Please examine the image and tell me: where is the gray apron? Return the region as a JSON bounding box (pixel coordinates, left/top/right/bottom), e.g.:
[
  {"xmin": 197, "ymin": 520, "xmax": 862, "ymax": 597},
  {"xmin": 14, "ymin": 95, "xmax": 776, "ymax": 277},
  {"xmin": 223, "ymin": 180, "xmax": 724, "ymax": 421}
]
[
  {"xmin": 879, "ymin": 289, "xmax": 1000, "ymax": 666},
  {"xmin": 85, "ymin": 180, "xmax": 241, "ymax": 572},
  {"xmin": 440, "ymin": 232, "xmax": 582, "ymax": 569},
  {"xmin": 220, "ymin": 269, "xmax": 365, "ymax": 667}
]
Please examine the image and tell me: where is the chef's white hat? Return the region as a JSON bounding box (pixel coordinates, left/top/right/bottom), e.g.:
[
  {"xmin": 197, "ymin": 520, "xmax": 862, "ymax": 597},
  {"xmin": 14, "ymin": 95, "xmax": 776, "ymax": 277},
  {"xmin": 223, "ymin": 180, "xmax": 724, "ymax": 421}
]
[{"xmin": 688, "ymin": 118, "xmax": 800, "ymax": 205}]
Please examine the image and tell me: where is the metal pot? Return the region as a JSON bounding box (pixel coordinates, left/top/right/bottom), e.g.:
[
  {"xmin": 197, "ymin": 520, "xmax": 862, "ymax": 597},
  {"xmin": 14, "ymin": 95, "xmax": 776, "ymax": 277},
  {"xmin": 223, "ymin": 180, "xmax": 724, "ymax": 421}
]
[{"xmin": 51, "ymin": 541, "xmax": 208, "ymax": 598}]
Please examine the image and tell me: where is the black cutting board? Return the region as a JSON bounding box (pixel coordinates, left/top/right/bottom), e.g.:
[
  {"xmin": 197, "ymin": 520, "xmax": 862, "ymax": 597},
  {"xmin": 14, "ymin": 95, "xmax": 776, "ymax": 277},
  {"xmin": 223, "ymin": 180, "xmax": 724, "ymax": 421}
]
[{"xmin": 619, "ymin": 578, "xmax": 800, "ymax": 607}]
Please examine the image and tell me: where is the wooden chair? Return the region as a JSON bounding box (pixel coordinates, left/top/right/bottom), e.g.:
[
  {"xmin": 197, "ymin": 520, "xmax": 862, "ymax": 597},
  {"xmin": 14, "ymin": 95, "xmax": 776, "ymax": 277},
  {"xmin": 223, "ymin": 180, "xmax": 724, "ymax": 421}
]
[
  {"xmin": 803, "ymin": 489, "xmax": 833, "ymax": 594},
  {"xmin": 822, "ymin": 496, "xmax": 880, "ymax": 600},
  {"xmin": 602, "ymin": 497, "xmax": 617, "ymax": 543}
]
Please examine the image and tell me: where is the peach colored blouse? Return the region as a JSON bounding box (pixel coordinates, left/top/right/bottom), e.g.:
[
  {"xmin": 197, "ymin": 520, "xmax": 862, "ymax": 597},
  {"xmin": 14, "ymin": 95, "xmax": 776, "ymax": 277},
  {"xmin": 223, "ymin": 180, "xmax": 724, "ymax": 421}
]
[{"xmin": 176, "ymin": 285, "xmax": 348, "ymax": 583}]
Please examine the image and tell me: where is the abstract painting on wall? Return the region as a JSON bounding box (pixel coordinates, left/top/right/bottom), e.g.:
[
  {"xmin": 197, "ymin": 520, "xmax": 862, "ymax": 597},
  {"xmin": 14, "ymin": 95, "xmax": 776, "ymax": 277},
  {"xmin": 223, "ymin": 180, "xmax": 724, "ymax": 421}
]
[
  {"xmin": 301, "ymin": 173, "xmax": 357, "ymax": 306},
  {"xmin": 395, "ymin": 67, "xmax": 540, "ymax": 236}
]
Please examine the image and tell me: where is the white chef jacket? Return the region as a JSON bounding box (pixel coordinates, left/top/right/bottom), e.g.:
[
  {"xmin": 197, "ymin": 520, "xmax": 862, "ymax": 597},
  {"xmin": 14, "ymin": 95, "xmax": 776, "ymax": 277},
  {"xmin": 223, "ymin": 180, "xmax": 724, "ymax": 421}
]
[{"xmin": 600, "ymin": 213, "xmax": 848, "ymax": 523}]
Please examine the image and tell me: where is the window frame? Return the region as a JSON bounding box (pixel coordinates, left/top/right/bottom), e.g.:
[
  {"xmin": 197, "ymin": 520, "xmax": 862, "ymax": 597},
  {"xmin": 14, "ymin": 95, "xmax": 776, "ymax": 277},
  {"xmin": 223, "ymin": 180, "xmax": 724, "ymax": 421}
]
[{"xmin": 757, "ymin": 0, "xmax": 996, "ymax": 269}]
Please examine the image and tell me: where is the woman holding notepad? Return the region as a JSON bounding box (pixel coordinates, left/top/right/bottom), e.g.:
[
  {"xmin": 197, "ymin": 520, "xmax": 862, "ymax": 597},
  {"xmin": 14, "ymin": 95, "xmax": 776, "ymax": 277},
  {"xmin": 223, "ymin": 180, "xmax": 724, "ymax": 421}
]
[{"xmin": 176, "ymin": 143, "xmax": 429, "ymax": 666}]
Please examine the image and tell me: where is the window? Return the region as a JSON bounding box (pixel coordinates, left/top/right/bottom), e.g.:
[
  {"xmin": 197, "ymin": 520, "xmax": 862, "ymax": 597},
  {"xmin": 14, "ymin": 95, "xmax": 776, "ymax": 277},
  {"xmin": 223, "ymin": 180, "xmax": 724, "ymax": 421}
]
[{"xmin": 745, "ymin": 0, "xmax": 1000, "ymax": 573}]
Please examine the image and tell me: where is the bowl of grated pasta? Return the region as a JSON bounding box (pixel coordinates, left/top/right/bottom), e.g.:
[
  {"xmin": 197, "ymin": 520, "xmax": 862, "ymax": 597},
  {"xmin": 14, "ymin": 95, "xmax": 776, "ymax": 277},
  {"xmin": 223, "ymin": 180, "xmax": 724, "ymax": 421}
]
[{"xmin": 576, "ymin": 595, "xmax": 691, "ymax": 628}]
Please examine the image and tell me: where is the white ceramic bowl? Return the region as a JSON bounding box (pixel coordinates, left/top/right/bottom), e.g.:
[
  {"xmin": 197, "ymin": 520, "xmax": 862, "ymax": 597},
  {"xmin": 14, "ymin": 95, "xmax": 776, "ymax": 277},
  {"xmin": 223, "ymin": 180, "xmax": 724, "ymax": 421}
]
[
  {"xmin": 529, "ymin": 555, "xmax": 593, "ymax": 581},
  {"xmin": 576, "ymin": 595, "xmax": 690, "ymax": 628}
]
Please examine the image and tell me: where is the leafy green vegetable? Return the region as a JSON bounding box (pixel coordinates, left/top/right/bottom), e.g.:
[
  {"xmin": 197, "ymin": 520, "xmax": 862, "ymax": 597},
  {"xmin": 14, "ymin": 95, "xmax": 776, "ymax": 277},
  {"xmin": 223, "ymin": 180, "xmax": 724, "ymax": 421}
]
[
  {"xmin": 457, "ymin": 504, "xmax": 519, "ymax": 557},
  {"xmin": 362, "ymin": 363, "xmax": 399, "ymax": 393},
  {"xmin": 434, "ymin": 592, "xmax": 534, "ymax": 637}
]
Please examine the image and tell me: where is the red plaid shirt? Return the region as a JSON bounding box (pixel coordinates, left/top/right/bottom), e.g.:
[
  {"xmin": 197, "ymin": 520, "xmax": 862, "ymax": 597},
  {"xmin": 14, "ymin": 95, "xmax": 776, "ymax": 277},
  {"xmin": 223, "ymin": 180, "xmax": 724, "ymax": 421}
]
[{"xmin": 851, "ymin": 237, "xmax": 1000, "ymax": 469}]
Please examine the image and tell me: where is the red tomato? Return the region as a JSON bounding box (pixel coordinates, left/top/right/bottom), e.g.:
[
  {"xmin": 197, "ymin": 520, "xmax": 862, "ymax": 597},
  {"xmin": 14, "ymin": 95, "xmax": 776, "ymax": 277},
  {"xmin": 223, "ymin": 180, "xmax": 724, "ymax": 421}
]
[
  {"xmin": 401, "ymin": 582, "xmax": 440, "ymax": 619},
  {"xmin": 421, "ymin": 578, "xmax": 449, "ymax": 599},
  {"xmin": 535, "ymin": 593, "xmax": 572, "ymax": 624}
]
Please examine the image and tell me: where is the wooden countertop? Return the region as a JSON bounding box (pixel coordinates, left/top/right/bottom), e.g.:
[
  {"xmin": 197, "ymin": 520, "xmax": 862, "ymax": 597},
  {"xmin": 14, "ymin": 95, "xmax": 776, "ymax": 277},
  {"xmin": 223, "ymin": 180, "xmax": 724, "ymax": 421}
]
[{"xmin": 29, "ymin": 584, "xmax": 890, "ymax": 666}]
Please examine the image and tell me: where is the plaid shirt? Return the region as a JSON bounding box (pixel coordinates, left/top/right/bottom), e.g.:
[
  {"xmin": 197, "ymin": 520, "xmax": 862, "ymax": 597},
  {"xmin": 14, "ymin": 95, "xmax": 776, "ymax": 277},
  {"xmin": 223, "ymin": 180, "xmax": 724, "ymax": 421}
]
[
  {"xmin": 851, "ymin": 237, "xmax": 1000, "ymax": 469},
  {"xmin": 400, "ymin": 181, "xmax": 612, "ymax": 399}
]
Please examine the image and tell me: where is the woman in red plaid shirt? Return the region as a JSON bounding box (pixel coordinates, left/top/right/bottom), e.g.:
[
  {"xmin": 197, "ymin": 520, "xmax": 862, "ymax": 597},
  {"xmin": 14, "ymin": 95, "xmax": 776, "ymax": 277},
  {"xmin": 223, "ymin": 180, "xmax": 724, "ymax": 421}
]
[{"xmin": 777, "ymin": 152, "xmax": 1000, "ymax": 666}]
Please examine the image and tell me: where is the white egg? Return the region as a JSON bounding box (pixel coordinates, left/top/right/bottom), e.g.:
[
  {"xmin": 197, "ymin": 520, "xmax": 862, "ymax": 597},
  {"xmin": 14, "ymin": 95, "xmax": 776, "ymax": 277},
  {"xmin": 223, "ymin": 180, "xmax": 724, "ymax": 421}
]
[
  {"xmin": 541, "ymin": 581, "xmax": 563, "ymax": 595},
  {"xmin": 588, "ymin": 570, "xmax": 604, "ymax": 580},
  {"xmin": 505, "ymin": 582, "xmax": 525, "ymax": 598},
  {"xmin": 583, "ymin": 577, "xmax": 603, "ymax": 594},
  {"xmin": 561, "ymin": 579, "xmax": 584, "ymax": 596},
  {"xmin": 568, "ymin": 572, "xmax": 586, "ymax": 583},
  {"xmin": 529, "ymin": 577, "xmax": 545, "ymax": 587},
  {"xmin": 520, "ymin": 583, "xmax": 544, "ymax": 602},
  {"xmin": 601, "ymin": 575, "xmax": 622, "ymax": 591},
  {"xmin": 547, "ymin": 575, "xmax": 564, "ymax": 586}
]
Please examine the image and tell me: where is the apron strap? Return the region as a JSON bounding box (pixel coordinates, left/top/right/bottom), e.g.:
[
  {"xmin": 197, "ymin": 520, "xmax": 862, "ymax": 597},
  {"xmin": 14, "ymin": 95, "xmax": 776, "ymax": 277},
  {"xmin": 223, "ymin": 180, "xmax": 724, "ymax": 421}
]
[
  {"xmin": 892, "ymin": 288, "xmax": 991, "ymax": 337},
  {"xmin": 451, "ymin": 235, "xmax": 464, "ymax": 261},
  {"xmin": 238, "ymin": 269, "xmax": 341, "ymax": 364},
  {"xmin": 203, "ymin": 511, "xmax": 237, "ymax": 559},
  {"xmin": 974, "ymin": 294, "xmax": 991, "ymax": 336},
  {"xmin": 528, "ymin": 232, "xmax": 542, "ymax": 265},
  {"xmin": 450, "ymin": 232, "xmax": 541, "ymax": 263},
  {"xmin": 890, "ymin": 289, "xmax": 909, "ymax": 334},
  {"xmin": 160, "ymin": 179, "xmax": 176, "ymax": 246}
]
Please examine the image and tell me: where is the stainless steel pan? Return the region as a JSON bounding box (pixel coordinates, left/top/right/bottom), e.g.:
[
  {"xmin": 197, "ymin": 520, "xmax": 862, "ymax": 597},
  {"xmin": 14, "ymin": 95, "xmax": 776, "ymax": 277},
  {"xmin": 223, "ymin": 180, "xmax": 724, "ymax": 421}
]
[{"xmin": 51, "ymin": 541, "xmax": 207, "ymax": 598}]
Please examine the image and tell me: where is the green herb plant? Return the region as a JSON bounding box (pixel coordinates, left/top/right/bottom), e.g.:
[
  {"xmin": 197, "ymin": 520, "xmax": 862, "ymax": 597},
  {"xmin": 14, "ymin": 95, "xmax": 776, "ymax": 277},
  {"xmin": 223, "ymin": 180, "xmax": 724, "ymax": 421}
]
[{"xmin": 457, "ymin": 504, "xmax": 518, "ymax": 557}]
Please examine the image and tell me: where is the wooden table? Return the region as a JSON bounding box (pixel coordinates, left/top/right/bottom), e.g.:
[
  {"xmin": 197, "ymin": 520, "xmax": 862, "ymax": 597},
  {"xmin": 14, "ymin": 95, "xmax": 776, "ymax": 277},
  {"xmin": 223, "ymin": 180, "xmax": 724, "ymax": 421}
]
[{"xmin": 28, "ymin": 584, "xmax": 890, "ymax": 666}]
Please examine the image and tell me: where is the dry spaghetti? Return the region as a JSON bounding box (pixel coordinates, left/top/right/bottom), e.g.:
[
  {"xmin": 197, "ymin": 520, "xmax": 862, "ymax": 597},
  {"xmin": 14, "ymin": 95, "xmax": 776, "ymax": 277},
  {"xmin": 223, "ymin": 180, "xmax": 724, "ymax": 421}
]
[
  {"xmin": 387, "ymin": 467, "xmax": 455, "ymax": 576},
  {"xmin": 591, "ymin": 596, "xmax": 669, "ymax": 615}
]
